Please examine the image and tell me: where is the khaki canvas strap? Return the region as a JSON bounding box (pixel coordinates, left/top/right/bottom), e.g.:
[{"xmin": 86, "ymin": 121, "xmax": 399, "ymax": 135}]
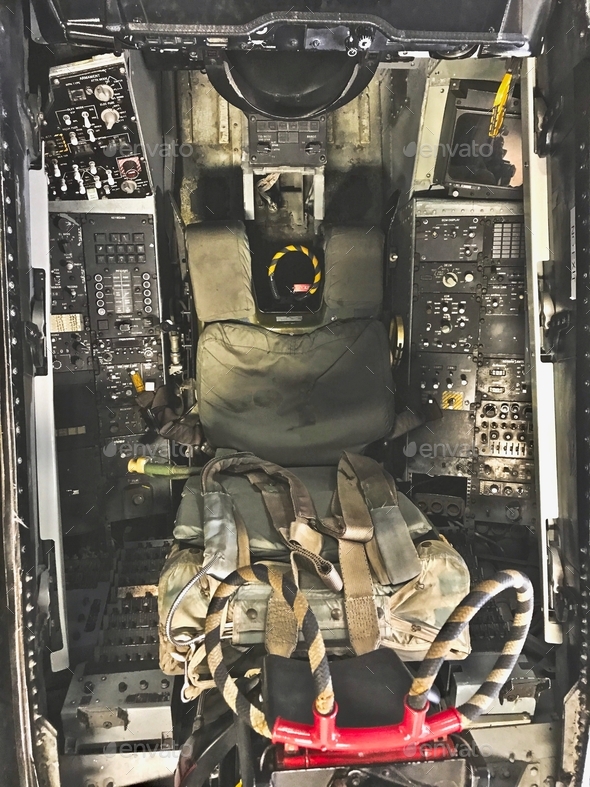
[
  {"xmin": 342, "ymin": 451, "xmax": 422, "ymax": 586},
  {"xmin": 265, "ymin": 591, "xmax": 299, "ymax": 658},
  {"xmin": 234, "ymin": 507, "xmax": 250, "ymax": 568},
  {"xmin": 337, "ymin": 538, "xmax": 380, "ymax": 655},
  {"xmin": 202, "ymin": 453, "xmax": 316, "ymax": 521},
  {"xmin": 245, "ymin": 471, "xmax": 342, "ymax": 592},
  {"xmin": 245, "ymin": 471, "xmax": 299, "ymax": 656},
  {"xmin": 333, "ymin": 453, "xmax": 381, "ymax": 655}
]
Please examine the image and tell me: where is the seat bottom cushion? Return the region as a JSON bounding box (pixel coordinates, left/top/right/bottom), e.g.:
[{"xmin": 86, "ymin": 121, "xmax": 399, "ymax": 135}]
[{"xmin": 196, "ymin": 319, "xmax": 395, "ymax": 466}]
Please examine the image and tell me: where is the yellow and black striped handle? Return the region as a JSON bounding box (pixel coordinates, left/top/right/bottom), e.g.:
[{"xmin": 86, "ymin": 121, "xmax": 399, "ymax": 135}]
[
  {"xmin": 204, "ymin": 564, "xmax": 335, "ymax": 738},
  {"xmin": 408, "ymin": 569, "xmax": 534, "ymax": 724},
  {"xmin": 268, "ymin": 245, "xmax": 321, "ymax": 301}
]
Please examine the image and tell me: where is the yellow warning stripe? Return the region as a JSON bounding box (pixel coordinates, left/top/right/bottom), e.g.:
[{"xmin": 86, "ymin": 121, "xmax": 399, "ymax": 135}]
[{"xmin": 268, "ymin": 244, "xmax": 322, "ymax": 296}]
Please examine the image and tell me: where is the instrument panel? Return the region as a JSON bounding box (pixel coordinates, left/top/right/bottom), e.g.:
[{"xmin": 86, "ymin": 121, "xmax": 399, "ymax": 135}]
[
  {"xmin": 393, "ymin": 200, "xmax": 535, "ymax": 526},
  {"xmin": 43, "ymin": 56, "xmax": 151, "ymax": 201}
]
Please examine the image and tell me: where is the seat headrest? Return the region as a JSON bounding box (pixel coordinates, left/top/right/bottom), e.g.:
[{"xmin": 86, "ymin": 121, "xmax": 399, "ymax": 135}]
[{"xmin": 185, "ymin": 221, "xmax": 385, "ymax": 328}]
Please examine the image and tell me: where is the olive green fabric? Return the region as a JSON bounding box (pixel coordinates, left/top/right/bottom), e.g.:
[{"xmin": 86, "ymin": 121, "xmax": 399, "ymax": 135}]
[
  {"xmin": 173, "ymin": 465, "xmax": 433, "ymax": 559},
  {"xmin": 322, "ymin": 226, "xmax": 384, "ymax": 321},
  {"xmin": 162, "ymin": 471, "xmax": 471, "ymax": 672},
  {"xmin": 186, "ymin": 221, "xmax": 384, "ymax": 328},
  {"xmin": 196, "ymin": 319, "xmax": 395, "ymax": 466},
  {"xmin": 186, "ymin": 221, "xmax": 256, "ymax": 325}
]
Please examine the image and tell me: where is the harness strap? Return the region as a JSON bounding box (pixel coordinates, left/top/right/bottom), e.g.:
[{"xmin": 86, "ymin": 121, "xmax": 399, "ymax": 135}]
[
  {"xmin": 333, "ymin": 453, "xmax": 381, "ymax": 655},
  {"xmin": 201, "ymin": 453, "xmax": 341, "ymax": 591},
  {"xmin": 234, "ymin": 507, "xmax": 250, "ymax": 569},
  {"xmin": 342, "ymin": 451, "xmax": 422, "ymax": 585},
  {"xmin": 246, "ymin": 470, "xmax": 340, "ymax": 657},
  {"xmin": 245, "ymin": 472, "xmax": 299, "ymax": 657},
  {"xmin": 243, "ymin": 470, "xmax": 342, "ymax": 593}
]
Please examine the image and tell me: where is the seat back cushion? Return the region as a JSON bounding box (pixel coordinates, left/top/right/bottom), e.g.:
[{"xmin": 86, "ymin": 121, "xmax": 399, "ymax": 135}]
[
  {"xmin": 186, "ymin": 220, "xmax": 256, "ymax": 324},
  {"xmin": 196, "ymin": 319, "xmax": 395, "ymax": 466},
  {"xmin": 322, "ymin": 225, "xmax": 384, "ymax": 322}
]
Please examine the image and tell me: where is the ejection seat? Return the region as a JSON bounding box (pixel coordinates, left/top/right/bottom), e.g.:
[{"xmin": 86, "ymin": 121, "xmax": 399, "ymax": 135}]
[
  {"xmin": 186, "ymin": 221, "xmax": 394, "ymax": 466},
  {"xmin": 160, "ymin": 221, "xmax": 471, "ymax": 686}
]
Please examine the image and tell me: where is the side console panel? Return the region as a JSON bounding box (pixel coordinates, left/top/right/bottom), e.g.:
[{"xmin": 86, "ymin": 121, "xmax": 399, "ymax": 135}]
[
  {"xmin": 48, "ymin": 210, "xmax": 169, "ymax": 534},
  {"xmin": 392, "ymin": 199, "xmax": 535, "ymax": 527},
  {"xmin": 43, "ymin": 55, "xmax": 152, "ymax": 201}
]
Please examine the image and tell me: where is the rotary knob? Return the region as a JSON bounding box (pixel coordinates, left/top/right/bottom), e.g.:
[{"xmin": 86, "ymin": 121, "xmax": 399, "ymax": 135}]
[
  {"xmin": 442, "ymin": 272, "xmax": 459, "ymax": 288},
  {"xmin": 121, "ymin": 179, "xmax": 137, "ymax": 194},
  {"xmin": 100, "ymin": 107, "xmax": 120, "ymax": 130},
  {"xmin": 94, "ymin": 83, "xmax": 115, "ymax": 102},
  {"xmin": 357, "ymin": 33, "xmax": 373, "ymax": 50}
]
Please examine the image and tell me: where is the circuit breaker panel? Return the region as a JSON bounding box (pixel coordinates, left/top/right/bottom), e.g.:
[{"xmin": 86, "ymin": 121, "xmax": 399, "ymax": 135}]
[{"xmin": 392, "ymin": 199, "xmax": 534, "ymax": 527}]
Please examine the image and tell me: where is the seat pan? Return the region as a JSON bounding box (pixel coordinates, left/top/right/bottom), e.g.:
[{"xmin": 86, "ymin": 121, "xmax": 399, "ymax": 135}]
[
  {"xmin": 262, "ymin": 648, "xmax": 413, "ymax": 728},
  {"xmin": 196, "ymin": 318, "xmax": 396, "ymax": 466}
]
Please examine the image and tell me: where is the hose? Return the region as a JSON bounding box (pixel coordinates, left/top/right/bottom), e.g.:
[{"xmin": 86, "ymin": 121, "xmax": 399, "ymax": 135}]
[
  {"xmin": 127, "ymin": 457, "xmax": 200, "ymax": 478},
  {"xmin": 204, "ymin": 567, "xmax": 533, "ymax": 739},
  {"xmin": 204, "ymin": 564, "xmax": 334, "ymax": 738},
  {"xmin": 407, "ymin": 569, "xmax": 534, "ymax": 725},
  {"xmin": 165, "ymin": 552, "xmax": 221, "ymax": 649}
]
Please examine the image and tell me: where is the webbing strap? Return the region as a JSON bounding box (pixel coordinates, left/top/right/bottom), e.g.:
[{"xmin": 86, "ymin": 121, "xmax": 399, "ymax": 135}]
[
  {"xmin": 265, "ymin": 591, "xmax": 299, "ymax": 658},
  {"xmin": 245, "ymin": 471, "xmax": 342, "ymax": 593},
  {"xmin": 201, "ymin": 453, "xmax": 315, "ymax": 522},
  {"xmin": 245, "ymin": 472, "xmax": 299, "ymax": 656},
  {"xmin": 338, "ymin": 538, "xmax": 380, "ymax": 655},
  {"xmin": 335, "ymin": 453, "xmax": 380, "ymax": 655},
  {"xmin": 234, "ymin": 507, "xmax": 250, "ymax": 569},
  {"xmin": 340, "ymin": 451, "xmax": 422, "ymax": 585}
]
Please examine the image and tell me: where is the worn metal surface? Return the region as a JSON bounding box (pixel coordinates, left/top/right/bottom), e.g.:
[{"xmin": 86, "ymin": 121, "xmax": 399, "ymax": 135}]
[
  {"xmin": 521, "ymin": 59, "xmax": 563, "ymax": 645},
  {"xmin": 178, "ymin": 70, "xmax": 245, "ymax": 226},
  {"xmin": 59, "ymin": 751, "xmax": 175, "ymax": 786},
  {"xmin": 62, "ymin": 666, "xmax": 173, "ymax": 753},
  {"xmin": 471, "ymin": 722, "xmax": 558, "ymax": 787}
]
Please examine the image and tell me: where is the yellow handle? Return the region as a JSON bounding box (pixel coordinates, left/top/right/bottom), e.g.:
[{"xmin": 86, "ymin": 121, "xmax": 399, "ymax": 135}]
[
  {"xmin": 489, "ymin": 72, "xmax": 513, "ymax": 138},
  {"xmin": 130, "ymin": 370, "xmax": 145, "ymax": 394}
]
